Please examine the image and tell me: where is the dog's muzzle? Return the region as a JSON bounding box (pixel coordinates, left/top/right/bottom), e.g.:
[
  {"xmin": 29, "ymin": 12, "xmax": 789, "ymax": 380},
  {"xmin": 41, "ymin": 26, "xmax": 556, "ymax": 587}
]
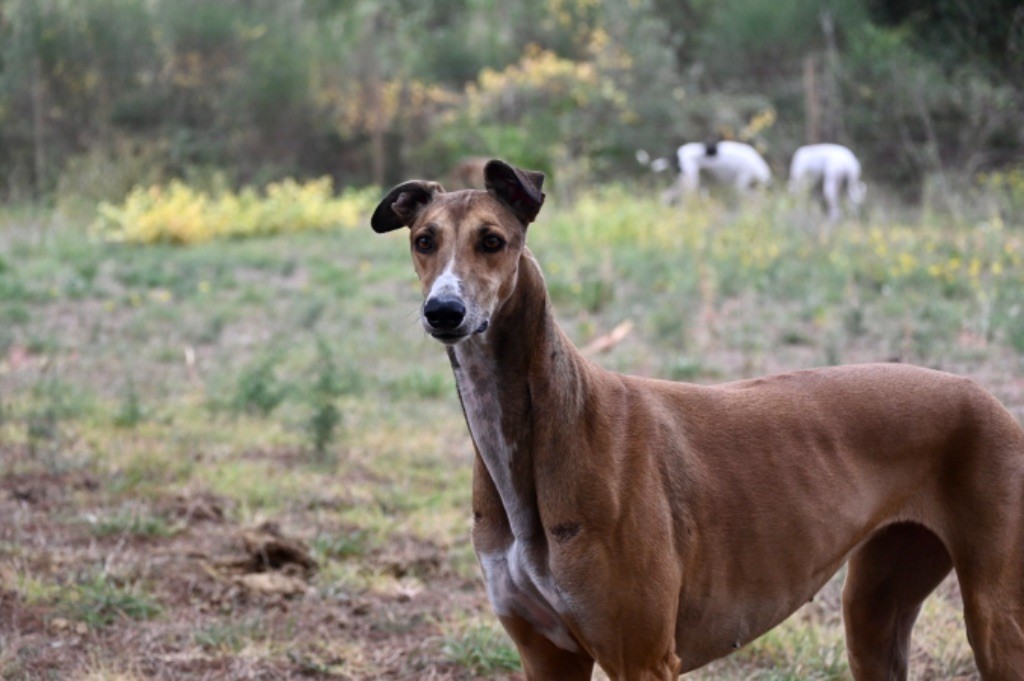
[
  {"xmin": 423, "ymin": 297, "xmax": 488, "ymax": 344},
  {"xmin": 424, "ymin": 297, "xmax": 465, "ymax": 331}
]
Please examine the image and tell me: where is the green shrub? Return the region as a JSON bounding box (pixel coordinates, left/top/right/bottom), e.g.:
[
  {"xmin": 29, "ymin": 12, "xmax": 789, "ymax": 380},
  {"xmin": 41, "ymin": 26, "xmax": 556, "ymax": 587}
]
[
  {"xmin": 63, "ymin": 573, "xmax": 162, "ymax": 628},
  {"xmin": 307, "ymin": 338, "xmax": 342, "ymax": 460},
  {"xmin": 233, "ymin": 350, "xmax": 287, "ymax": 417},
  {"xmin": 113, "ymin": 378, "xmax": 144, "ymax": 428},
  {"xmin": 89, "ymin": 507, "xmax": 174, "ymax": 539}
]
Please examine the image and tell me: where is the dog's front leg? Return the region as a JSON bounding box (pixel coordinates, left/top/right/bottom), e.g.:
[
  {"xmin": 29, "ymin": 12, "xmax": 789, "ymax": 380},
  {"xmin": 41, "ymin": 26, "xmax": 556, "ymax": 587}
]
[{"xmin": 499, "ymin": 612, "xmax": 595, "ymax": 680}]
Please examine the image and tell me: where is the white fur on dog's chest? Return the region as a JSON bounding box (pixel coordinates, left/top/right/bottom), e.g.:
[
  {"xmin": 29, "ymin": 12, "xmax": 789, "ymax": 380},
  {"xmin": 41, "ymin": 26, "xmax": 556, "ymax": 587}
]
[
  {"xmin": 479, "ymin": 542, "xmax": 578, "ymax": 652},
  {"xmin": 453, "ymin": 343, "xmax": 578, "ymax": 653},
  {"xmin": 452, "ymin": 343, "xmax": 529, "ymax": 533}
]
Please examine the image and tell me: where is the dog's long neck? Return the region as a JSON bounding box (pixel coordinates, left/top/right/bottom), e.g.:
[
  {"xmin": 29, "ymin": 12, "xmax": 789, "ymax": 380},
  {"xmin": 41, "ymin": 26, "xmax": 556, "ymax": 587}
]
[{"xmin": 447, "ymin": 248, "xmax": 589, "ymax": 541}]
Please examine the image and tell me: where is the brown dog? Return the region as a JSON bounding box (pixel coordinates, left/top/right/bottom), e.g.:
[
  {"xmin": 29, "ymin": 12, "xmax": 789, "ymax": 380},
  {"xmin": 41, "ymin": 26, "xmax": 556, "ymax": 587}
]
[{"xmin": 371, "ymin": 159, "xmax": 1024, "ymax": 680}]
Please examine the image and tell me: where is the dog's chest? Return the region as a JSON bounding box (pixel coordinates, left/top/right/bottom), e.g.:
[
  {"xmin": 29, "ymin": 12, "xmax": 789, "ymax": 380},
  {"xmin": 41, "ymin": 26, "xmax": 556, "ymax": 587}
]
[
  {"xmin": 479, "ymin": 541, "xmax": 579, "ymax": 652},
  {"xmin": 451, "ymin": 344, "xmax": 532, "ymax": 534},
  {"xmin": 451, "ymin": 344, "xmax": 578, "ymax": 652}
]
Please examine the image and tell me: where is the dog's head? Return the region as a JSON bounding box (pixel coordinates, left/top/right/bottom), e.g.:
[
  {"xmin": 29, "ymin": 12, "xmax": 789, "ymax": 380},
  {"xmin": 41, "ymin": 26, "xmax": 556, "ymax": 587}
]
[{"xmin": 371, "ymin": 159, "xmax": 545, "ymax": 346}]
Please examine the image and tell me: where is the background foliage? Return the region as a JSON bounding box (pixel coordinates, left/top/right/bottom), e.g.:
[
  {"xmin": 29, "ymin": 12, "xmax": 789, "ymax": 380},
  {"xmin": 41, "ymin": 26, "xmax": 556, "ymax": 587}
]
[
  {"xmin": 0, "ymin": 0, "xmax": 1020, "ymax": 202},
  {"xmin": 2, "ymin": 1, "xmax": 1023, "ymax": 678}
]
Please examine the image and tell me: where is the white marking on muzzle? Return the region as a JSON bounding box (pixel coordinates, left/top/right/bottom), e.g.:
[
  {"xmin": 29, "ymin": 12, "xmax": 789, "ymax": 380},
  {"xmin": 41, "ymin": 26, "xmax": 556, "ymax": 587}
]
[{"xmin": 428, "ymin": 255, "xmax": 462, "ymax": 303}]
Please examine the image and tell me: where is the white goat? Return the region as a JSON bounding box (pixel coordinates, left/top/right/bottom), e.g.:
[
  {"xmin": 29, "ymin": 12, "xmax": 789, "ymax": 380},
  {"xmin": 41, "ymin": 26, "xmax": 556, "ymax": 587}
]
[
  {"xmin": 662, "ymin": 141, "xmax": 772, "ymax": 203},
  {"xmin": 789, "ymin": 143, "xmax": 866, "ymax": 221}
]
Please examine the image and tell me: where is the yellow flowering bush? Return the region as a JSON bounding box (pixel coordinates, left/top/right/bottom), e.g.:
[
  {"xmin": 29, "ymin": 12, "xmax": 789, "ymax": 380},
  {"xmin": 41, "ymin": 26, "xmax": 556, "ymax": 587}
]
[
  {"xmin": 91, "ymin": 178, "xmax": 377, "ymax": 245},
  {"xmin": 472, "ymin": 45, "xmax": 615, "ymax": 116},
  {"xmin": 428, "ymin": 41, "xmax": 633, "ymax": 173}
]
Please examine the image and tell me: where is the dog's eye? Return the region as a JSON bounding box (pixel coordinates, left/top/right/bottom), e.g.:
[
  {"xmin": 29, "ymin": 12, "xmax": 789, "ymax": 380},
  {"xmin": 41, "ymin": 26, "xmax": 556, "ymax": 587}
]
[
  {"xmin": 481, "ymin": 234, "xmax": 505, "ymax": 253},
  {"xmin": 414, "ymin": 235, "xmax": 435, "ymax": 253}
]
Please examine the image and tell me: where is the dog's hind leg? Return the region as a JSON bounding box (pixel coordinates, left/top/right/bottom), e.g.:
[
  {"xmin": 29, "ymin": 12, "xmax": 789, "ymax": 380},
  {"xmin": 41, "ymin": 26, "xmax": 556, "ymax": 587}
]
[
  {"xmin": 954, "ymin": 520, "xmax": 1024, "ymax": 679},
  {"xmin": 943, "ymin": 425, "xmax": 1024, "ymax": 679},
  {"xmin": 958, "ymin": 584, "xmax": 1024, "ymax": 680},
  {"xmin": 842, "ymin": 522, "xmax": 953, "ymax": 681}
]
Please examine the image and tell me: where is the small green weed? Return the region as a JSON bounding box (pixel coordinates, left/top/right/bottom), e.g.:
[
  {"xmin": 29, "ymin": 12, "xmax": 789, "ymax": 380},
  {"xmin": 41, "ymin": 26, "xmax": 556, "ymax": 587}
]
[
  {"xmin": 207, "ymin": 460, "xmax": 301, "ymax": 512},
  {"xmin": 442, "ymin": 619, "xmax": 521, "ymax": 675},
  {"xmin": 12, "ymin": 571, "xmax": 63, "ymax": 604},
  {"xmin": 24, "ymin": 375, "xmax": 83, "ymax": 472},
  {"xmin": 195, "ymin": 312, "xmax": 227, "ymax": 345},
  {"xmin": 113, "ymin": 379, "xmax": 144, "ymax": 428},
  {"xmin": 62, "ymin": 573, "xmax": 162, "ymax": 628},
  {"xmin": 193, "ymin": 617, "xmax": 263, "ymax": 652},
  {"xmin": 233, "ymin": 348, "xmax": 288, "ymax": 416},
  {"xmin": 306, "ymin": 337, "xmax": 342, "ymax": 461},
  {"xmin": 312, "ymin": 529, "xmax": 371, "ymax": 560},
  {"xmin": 89, "ymin": 506, "xmax": 175, "ymax": 539}
]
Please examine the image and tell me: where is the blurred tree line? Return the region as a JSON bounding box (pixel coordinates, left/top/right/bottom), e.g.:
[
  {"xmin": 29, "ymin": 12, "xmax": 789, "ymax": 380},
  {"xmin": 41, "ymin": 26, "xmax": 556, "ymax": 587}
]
[{"xmin": 0, "ymin": 0, "xmax": 1020, "ymax": 203}]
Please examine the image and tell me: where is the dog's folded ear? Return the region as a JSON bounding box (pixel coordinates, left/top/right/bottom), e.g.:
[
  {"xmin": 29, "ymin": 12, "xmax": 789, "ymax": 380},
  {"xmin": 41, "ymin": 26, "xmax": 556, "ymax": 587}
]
[
  {"xmin": 484, "ymin": 160, "xmax": 545, "ymax": 225},
  {"xmin": 371, "ymin": 180, "xmax": 444, "ymax": 233}
]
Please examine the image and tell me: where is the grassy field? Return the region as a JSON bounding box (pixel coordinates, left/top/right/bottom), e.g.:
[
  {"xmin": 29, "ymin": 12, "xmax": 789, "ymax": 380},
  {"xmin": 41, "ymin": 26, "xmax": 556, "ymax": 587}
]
[{"xmin": 2, "ymin": 185, "xmax": 1021, "ymax": 679}]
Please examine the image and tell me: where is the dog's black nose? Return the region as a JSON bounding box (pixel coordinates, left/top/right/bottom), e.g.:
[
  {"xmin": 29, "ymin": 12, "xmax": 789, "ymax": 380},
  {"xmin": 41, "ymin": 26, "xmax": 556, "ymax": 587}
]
[{"xmin": 424, "ymin": 297, "xmax": 466, "ymax": 330}]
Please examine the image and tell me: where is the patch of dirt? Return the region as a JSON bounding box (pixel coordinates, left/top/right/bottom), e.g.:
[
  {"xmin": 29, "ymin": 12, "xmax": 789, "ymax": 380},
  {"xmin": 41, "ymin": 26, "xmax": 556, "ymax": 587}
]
[
  {"xmin": 159, "ymin": 490, "xmax": 231, "ymax": 524},
  {"xmin": 0, "ymin": 454, "xmax": 501, "ymax": 680},
  {"xmin": 224, "ymin": 522, "xmax": 318, "ymax": 576},
  {"xmin": 2, "ymin": 469, "xmax": 99, "ymax": 510},
  {"xmin": 375, "ymin": 534, "xmax": 445, "ymax": 580}
]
